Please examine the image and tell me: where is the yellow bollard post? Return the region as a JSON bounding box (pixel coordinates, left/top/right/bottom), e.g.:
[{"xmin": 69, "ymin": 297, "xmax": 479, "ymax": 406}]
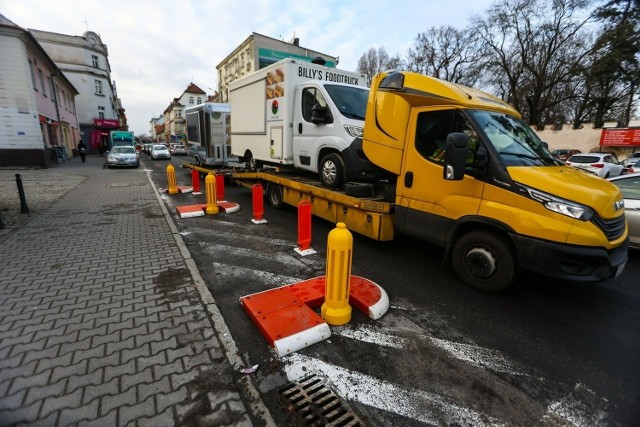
[
  {"xmin": 321, "ymin": 222, "xmax": 353, "ymax": 325},
  {"xmin": 167, "ymin": 164, "xmax": 178, "ymax": 195},
  {"xmin": 205, "ymin": 173, "xmax": 219, "ymax": 215}
]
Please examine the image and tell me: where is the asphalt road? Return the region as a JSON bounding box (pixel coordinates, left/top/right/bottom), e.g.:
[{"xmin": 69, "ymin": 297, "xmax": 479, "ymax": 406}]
[{"xmin": 145, "ymin": 154, "xmax": 640, "ymax": 426}]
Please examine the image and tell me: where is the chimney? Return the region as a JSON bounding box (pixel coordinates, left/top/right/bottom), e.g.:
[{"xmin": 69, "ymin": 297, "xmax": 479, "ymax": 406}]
[{"xmin": 293, "ymin": 37, "xmax": 300, "ymax": 46}]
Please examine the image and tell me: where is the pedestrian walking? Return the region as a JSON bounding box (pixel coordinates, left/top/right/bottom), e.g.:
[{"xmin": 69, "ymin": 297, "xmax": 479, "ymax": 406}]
[
  {"xmin": 98, "ymin": 141, "xmax": 105, "ymax": 157},
  {"xmin": 78, "ymin": 140, "xmax": 87, "ymax": 163}
]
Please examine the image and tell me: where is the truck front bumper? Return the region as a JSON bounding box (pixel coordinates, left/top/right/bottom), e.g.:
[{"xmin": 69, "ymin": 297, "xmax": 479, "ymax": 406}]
[
  {"xmin": 341, "ymin": 138, "xmax": 394, "ymax": 182},
  {"xmin": 514, "ymin": 234, "xmax": 629, "ymax": 282}
]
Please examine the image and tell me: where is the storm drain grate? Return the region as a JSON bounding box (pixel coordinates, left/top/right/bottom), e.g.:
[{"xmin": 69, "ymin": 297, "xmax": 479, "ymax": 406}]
[{"xmin": 277, "ymin": 374, "xmax": 365, "ymax": 426}]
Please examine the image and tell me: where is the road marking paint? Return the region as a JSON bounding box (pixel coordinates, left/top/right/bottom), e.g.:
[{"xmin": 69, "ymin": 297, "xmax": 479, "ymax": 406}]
[
  {"xmin": 542, "ymin": 383, "xmax": 608, "ymax": 426},
  {"xmin": 212, "ymin": 263, "xmax": 301, "ymax": 287},
  {"xmin": 284, "ymin": 353, "xmax": 502, "ymax": 426},
  {"xmin": 332, "ymin": 324, "xmax": 408, "ymax": 349}
]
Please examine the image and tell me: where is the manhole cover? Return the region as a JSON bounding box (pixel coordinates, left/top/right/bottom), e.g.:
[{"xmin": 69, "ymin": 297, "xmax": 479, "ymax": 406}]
[{"xmin": 277, "ymin": 374, "xmax": 364, "ymax": 426}]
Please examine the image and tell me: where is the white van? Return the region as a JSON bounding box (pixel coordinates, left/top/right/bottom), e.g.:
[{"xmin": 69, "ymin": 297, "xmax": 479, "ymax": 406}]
[{"xmin": 229, "ymin": 58, "xmax": 383, "ymax": 188}]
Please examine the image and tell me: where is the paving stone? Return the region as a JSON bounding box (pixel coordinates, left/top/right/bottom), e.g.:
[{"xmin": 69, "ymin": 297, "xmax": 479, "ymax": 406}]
[
  {"xmin": 9, "ymin": 367, "xmax": 51, "ymax": 394},
  {"xmin": 50, "ymin": 360, "xmax": 88, "ymax": 383},
  {"xmin": 78, "ymin": 409, "xmax": 117, "ymax": 427},
  {"xmin": 40, "ymin": 387, "xmax": 82, "ymax": 419},
  {"xmin": 0, "ymin": 399, "xmax": 42, "ymax": 424},
  {"xmin": 58, "ymin": 398, "xmax": 99, "ymax": 426},
  {"xmin": 104, "ymin": 359, "xmax": 136, "ymax": 382},
  {"xmin": 119, "ymin": 395, "xmax": 156, "ymax": 425},
  {"xmin": 121, "ymin": 367, "xmax": 153, "ymax": 391},
  {"xmin": 138, "ymin": 375, "xmax": 171, "ymax": 402},
  {"xmin": 156, "ymin": 386, "xmax": 188, "ymax": 414},
  {"xmin": 137, "ymin": 407, "xmax": 176, "ymax": 427},
  {"xmin": 137, "ymin": 351, "xmax": 167, "ymax": 371},
  {"xmin": 23, "ymin": 378, "xmax": 67, "ymax": 406},
  {"xmin": 83, "ymin": 377, "xmax": 118, "ymax": 405},
  {"xmin": 67, "ymin": 368, "xmax": 103, "ymax": 394},
  {"xmin": 100, "ymin": 385, "xmax": 136, "ymax": 416},
  {"xmin": 153, "ymin": 358, "xmax": 183, "ymax": 382}
]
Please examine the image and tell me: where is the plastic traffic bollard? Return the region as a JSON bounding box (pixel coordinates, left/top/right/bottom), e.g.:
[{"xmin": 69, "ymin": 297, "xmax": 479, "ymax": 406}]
[
  {"xmin": 167, "ymin": 164, "xmax": 179, "ymax": 195},
  {"xmin": 251, "ymin": 184, "xmax": 266, "ymax": 223},
  {"xmin": 216, "ymin": 174, "xmax": 225, "ymax": 200},
  {"xmin": 191, "ymin": 169, "xmax": 201, "ymax": 193},
  {"xmin": 205, "ymin": 173, "xmax": 219, "ymax": 215},
  {"xmin": 321, "ymin": 223, "xmax": 353, "ymax": 325},
  {"xmin": 298, "ymin": 200, "xmax": 312, "ymax": 251}
]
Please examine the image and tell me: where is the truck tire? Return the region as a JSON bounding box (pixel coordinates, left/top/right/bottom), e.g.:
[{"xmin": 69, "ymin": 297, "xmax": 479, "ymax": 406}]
[
  {"xmin": 320, "ymin": 153, "xmax": 345, "ymax": 189},
  {"xmin": 266, "ymin": 183, "xmax": 284, "ymax": 209},
  {"xmin": 344, "ymin": 182, "xmax": 374, "ymax": 197},
  {"xmin": 451, "ymin": 231, "xmax": 516, "ymax": 293}
]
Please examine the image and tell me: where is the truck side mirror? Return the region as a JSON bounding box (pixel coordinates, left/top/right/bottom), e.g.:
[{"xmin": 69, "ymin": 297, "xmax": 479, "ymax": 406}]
[
  {"xmin": 443, "ymin": 132, "xmax": 469, "ymax": 180},
  {"xmin": 311, "ymin": 104, "xmax": 332, "ymax": 124}
]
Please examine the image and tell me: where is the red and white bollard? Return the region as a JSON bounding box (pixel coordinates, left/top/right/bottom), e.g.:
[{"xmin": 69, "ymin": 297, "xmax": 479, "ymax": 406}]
[
  {"xmin": 191, "ymin": 169, "xmax": 201, "ymax": 194},
  {"xmin": 251, "ymin": 184, "xmax": 267, "ymax": 224},
  {"xmin": 295, "ymin": 199, "xmax": 316, "ymax": 256}
]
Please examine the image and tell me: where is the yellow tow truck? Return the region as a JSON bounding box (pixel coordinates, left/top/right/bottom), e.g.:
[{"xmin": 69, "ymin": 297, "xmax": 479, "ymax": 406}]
[{"xmin": 183, "ymin": 70, "xmax": 628, "ymax": 293}]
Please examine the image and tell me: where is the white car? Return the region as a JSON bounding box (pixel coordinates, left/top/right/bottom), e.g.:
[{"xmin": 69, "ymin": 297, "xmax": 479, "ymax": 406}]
[
  {"xmin": 150, "ymin": 144, "xmax": 171, "ymax": 160},
  {"xmin": 607, "ymin": 172, "xmax": 640, "ymax": 249},
  {"xmin": 565, "ymin": 153, "xmax": 624, "ymax": 178},
  {"xmin": 622, "ymin": 152, "xmax": 640, "ymax": 168}
]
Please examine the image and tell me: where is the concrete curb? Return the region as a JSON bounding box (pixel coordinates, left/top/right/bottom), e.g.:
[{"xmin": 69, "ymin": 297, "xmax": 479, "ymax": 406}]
[{"xmin": 145, "ymin": 168, "xmax": 277, "ymax": 426}]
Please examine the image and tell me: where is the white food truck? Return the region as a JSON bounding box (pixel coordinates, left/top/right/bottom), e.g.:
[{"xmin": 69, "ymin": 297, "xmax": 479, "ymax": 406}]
[{"xmin": 229, "ymin": 57, "xmax": 383, "ymax": 188}]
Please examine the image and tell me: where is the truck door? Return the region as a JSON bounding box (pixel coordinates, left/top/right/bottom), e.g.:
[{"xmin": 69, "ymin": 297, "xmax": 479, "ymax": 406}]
[
  {"xmin": 292, "ymin": 85, "xmax": 332, "ymax": 172},
  {"xmin": 397, "ymin": 107, "xmax": 484, "ymax": 245}
]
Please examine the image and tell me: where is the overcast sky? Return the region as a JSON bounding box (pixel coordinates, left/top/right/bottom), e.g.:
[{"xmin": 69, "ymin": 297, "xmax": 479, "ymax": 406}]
[{"xmin": 1, "ymin": 0, "xmax": 496, "ymax": 136}]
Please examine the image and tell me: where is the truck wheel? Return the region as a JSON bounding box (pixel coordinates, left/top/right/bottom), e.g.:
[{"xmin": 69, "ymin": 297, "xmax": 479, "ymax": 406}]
[
  {"xmin": 451, "ymin": 231, "xmax": 516, "ymax": 293},
  {"xmin": 320, "ymin": 153, "xmax": 344, "ymax": 188},
  {"xmin": 267, "ymin": 183, "xmax": 284, "ymax": 209}
]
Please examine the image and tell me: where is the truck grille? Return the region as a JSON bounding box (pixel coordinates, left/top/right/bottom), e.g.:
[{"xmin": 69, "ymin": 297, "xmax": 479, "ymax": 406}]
[{"xmin": 590, "ymin": 214, "xmax": 626, "ymax": 241}]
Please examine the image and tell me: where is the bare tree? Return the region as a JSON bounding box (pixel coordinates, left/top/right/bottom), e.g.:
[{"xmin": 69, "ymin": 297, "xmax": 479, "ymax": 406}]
[
  {"xmin": 357, "ymin": 47, "xmax": 401, "ymax": 86},
  {"xmin": 405, "ymin": 26, "xmax": 483, "ymax": 87},
  {"xmin": 472, "ymin": 0, "xmax": 593, "ymax": 127}
]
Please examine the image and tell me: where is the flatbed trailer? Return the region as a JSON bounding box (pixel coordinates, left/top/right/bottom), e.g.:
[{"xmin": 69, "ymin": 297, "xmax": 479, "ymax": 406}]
[{"xmin": 181, "ymin": 162, "xmax": 395, "ymax": 241}]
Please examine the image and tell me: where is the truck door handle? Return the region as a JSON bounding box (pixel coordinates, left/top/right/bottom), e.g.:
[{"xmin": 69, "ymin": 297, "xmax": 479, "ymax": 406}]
[
  {"xmin": 405, "ymin": 171, "xmax": 413, "ymax": 188},
  {"xmin": 298, "ymin": 123, "xmax": 303, "ymax": 134}
]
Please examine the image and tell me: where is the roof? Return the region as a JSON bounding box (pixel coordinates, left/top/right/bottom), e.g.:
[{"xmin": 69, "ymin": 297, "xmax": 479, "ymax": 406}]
[{"xmin": 183, "ymin": 83, "xmax": 206, "ymax": 95}]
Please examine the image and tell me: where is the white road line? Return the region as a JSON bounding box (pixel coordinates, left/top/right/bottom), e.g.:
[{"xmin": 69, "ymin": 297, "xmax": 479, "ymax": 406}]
[
  {"xmin": 284, "ymin": 353, "xmax": 503, "ymax": 426},
  {"xmin": 332, "ymin": 324, "xmax": 408, "ymax": 349},
  {"xmin": 542, "ymin": 383, "xmax": 608, "ymax": 426},
  {"xmin": 211, "ymin": 262, "xmax": 302, "ymax": 287},
  {"xmin": 203, "ymin": 242, "xmax": 321, "ymax": 269}
]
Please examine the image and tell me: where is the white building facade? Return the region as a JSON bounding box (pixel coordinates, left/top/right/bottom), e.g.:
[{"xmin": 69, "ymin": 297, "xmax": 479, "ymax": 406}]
[
  {"xmin": 0, "ymin": 14, "xmax": 80, "ymax": 167},
  {"xmin": 29, "ymin": 29, "xmax": 125, "ymax": 153}
]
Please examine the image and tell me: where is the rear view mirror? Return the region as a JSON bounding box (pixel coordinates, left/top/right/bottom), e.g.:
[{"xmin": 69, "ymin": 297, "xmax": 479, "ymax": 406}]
[
  {"xmin": 443, "ymin": 133, "xmax": 469, "ymax": 180},
  {"xmin": 311, "ymin": 104, "xmax": 332, "ymax": 124}
]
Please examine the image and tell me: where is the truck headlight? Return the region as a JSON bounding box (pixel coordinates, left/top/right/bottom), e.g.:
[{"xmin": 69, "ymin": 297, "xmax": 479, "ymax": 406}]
[
  {"xmin": 518, "ymin": 184, "xmax": 593, "ymax": 221},
  {"xmin": 344, "ymin": 125, "xmax": 363, "ymax": 138}
]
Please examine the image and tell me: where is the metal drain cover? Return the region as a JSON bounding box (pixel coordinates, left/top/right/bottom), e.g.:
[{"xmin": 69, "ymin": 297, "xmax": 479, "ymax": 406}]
[{"xmin": 277, "ymin": 374, "xmax": 364, "ymax": 426}]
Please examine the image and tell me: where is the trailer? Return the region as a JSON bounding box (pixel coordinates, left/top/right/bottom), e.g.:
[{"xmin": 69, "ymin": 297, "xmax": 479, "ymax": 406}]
[
  {"xmin": 184, "ymin": 102, "xmax": 235, "ymax": 167},
  {"xmin": 181, "ymin": 162, "xmax": 395, "ymax": 241}
]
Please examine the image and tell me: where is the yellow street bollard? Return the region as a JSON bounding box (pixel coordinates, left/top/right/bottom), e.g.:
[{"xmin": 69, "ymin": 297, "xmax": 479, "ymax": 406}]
[
  {"xmin": 205, "ymin": 173, "xmax": 219, "ymax": 215},
  {"xmin": 321, "ymin": 222, "xmax": 353, "ymax": 325},
  {"xmin": 167, "ymin": 164, "xmax": 178, "ymax": 195}
]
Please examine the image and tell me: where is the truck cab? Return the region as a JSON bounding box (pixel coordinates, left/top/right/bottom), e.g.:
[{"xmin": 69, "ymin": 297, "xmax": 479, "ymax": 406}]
[{"xmin": 364, "ymin": 71, "xmax": 628, "ymax": 292}]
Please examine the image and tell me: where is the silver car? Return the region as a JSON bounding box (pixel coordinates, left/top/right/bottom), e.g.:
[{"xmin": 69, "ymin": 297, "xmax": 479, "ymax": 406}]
[
  {"xmin": 104, "ymin": 146, "xmax": 139, "ymax": 168},
  {"xmin": 151, "ymin": 144, "xmax": 171, "ymax": 160},
  {"xmin": 608, "ymin": 172, "xmax": 640, "ymax": 249}
]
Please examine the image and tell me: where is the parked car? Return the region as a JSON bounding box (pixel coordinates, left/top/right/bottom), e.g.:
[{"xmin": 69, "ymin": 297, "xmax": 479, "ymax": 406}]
[
  {"xmin": 624, "ymin": 159, "xmax": 640, "ymax": 174},
  {"xmin": 170, "ymin": 144, "xmax": 187, "ymax": 156},
  {"xmin": 622, "ymin": 152, "xmax": 640, "ymax": 168},
  {"xmin": 565, "ymin": 152, "xmax": 624, "ymax": 178},
  {"xmin": 150, "ymin": 144, "xmax": 171, "ymax": 160},
  {"xmin": 607, "ymin": 172, "xmax": 640, "ymax": 249},
  {"xmin": 104, "ymin": 146, "xmax": 139, "ymax": 169},
  {"xmin": 551, "ymin": 149, "xmax": 581, "ymax": 162},
  {"xmin": 187, "ymin": 144, "xmax": 207, "ymax": 164}
]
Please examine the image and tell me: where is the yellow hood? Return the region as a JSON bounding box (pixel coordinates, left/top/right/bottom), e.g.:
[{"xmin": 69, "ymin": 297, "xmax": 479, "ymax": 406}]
[{"xmin": 508, "ymin": 166, "xmax": 625, "ymax": 219}]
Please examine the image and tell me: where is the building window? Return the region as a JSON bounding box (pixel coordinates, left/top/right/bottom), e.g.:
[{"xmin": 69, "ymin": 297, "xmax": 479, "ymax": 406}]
[
  {"xmin": 38, "ymin": 69, "xmax": 47, "ymax": 96},
  {"xmin": 189, "ymin": 96, "xmax": 194, "ymax": 105},
  {"xmin": 49, "ymin": 77, "xmax": 55, "ymax": 102},
  {"xmin": 95, "ymin": 80, "xmax": 103, "ymax": 95},
  {"xmin": 56, "ymin": 84, "xmax": 61, "ymax": 105},
  {"xmin": 92, "ymin": 55, "xmax": 99, "ymax": 68},
  {"xmin": 29, "ymin": 60, "xmax": 37, "ymax": 89},
  {"xmin": 98, "ymin": 106, "xmax": 105, "ymax": 119},
  {"xmin": 197, "ymin": 97, "xmax": 202, "ymax": 105}
]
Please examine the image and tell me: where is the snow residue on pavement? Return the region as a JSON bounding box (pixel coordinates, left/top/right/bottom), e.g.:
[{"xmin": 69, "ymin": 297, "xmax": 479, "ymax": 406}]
[{"xmin": 332, "ymin": 324, "xmax": 408, "ymax": 349}]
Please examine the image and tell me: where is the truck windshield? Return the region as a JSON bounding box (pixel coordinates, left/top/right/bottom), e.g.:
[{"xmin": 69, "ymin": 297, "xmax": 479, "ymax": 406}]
[
  {"xmin": 469, "ymin": 110, "xmax": 558, "ymax": 166},
  {"xmin": 324, "ymin": 85, "xmax": 369, "ymax": 120}
]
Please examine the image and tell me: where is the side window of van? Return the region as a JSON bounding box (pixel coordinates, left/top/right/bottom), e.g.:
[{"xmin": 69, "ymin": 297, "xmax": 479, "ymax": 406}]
[
  {"xmin": 301, "ymin": 88, "xmax": 328, "ymax": 122},
  {"xmin": 415, "ymin": 110, "xmax": 479, "ymax": 165}
]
